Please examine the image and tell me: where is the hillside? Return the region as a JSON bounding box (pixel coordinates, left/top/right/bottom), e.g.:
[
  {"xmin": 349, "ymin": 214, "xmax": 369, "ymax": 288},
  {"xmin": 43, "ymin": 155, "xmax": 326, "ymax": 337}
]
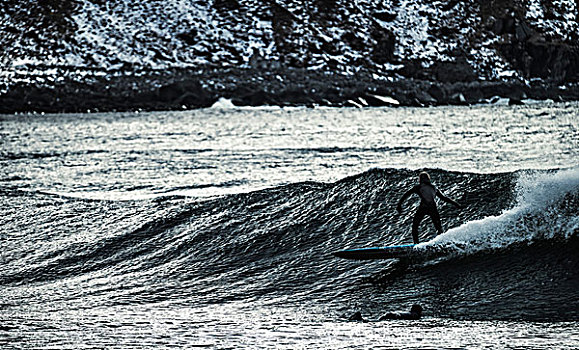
[{"xmin": 1, "ymin": 0, "xmax": 578, "ymax": 112}]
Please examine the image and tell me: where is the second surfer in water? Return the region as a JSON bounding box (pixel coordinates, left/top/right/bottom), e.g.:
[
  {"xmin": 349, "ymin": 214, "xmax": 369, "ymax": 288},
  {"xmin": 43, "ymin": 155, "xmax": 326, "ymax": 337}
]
[{"xmin": 397, "ymin": 171, "xmax": 462, "ymax": 244}]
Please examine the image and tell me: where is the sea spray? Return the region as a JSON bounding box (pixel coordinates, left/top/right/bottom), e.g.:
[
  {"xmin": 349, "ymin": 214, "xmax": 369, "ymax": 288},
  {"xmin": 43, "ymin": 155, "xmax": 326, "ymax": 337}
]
[{"xmin": 426, "ymin": 167, "xmax": 579, "ymax": 253}]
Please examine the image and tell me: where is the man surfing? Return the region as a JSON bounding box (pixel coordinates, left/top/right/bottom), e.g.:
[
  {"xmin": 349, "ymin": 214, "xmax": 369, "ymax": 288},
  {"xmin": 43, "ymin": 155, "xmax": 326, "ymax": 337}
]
[{"xmin": 397, "ymin": 171, "xmax": 462, "ymax": 244}]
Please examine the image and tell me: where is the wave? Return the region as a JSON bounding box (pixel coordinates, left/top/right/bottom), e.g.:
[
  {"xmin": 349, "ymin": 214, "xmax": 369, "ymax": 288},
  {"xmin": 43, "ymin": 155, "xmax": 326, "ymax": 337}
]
[
  {"xmin": 279, "ymin": 146, "xmax": 423, "ymax": 154},
  {"xmin": 210, "ymin": 97, "xmax": 237, "ymax": 109},
  {"xmin": 0, "ymin": 149, "xmax": 107, "ymax": 161},
  {"xmin": 1, "ymin": 167, "xmax": 577, "ymax": 320},
  {"xmin": 425, "ymin": 167, "xmax": 579, "ymax": 253},
  {"xmin": 0, "ymin": 175, "xmax": 28, "ymax": 182}
]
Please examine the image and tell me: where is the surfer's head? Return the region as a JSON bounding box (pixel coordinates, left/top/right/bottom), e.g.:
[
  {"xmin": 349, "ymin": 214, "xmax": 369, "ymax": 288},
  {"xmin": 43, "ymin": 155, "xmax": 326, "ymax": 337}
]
[
  {"xmin": 418, "ymin": 172, "xmax": 431, "ymax": 184},
  {"xmin": 410, "ymin": 304, "xmax": 423, "ymax": 315}
]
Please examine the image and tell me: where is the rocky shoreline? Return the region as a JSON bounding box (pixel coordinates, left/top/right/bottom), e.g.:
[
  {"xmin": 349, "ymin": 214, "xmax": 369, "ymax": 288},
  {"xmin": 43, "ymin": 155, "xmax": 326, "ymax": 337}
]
[
  {"xmin": 2, "ymin": 65, "xmax": 578, "ymax": 114},
  {"xmin": 2, "ymin": 0, "xmax": 578, "ymax": 114}
]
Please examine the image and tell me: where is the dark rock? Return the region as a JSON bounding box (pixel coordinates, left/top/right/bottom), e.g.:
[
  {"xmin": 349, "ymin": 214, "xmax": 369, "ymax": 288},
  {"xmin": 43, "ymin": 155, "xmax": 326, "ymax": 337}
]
[
  {"xmin": 478, "ymin": 82, "xmax": 513, "ymax": 101},
  {"xmin": 320, "ymin": 86, "xmax": 343, "ymax": 103},
  {"xmin": 461, "ymin": 82, "xmax": 485, "ymax": 104},
  {"xmin": 506, "ymin": 86, "xmax": 527, "ymax": 101},
  {"xmin": 431, "ymin": 26, "xmax": 458, "ymax": 38},
  {"xmin": 427, "ymin": 84, "xmax": 446, "ymax": 102},
  {"xmin": 449, "ymin": 92, "xmax": 467, "ymax": 105},
  {"xmin": 3, "ymin": 63, "xmax": 579, "ymax": 113},
  {"xmin": 515, "ymin": 20, "xmax": 534, "ymax": 42},
  {"xmin": 499, "ymin": 40, "xmax": 579, "ymax": 83},
  {"xmin": 508, "ymin": 97, "xmax": 524, "ymax": 105},
  {"xmin": 271, "ymin": 3, "xmax": 300, "ymax": 56},
  {"xmin": 157, "ymin": 80, "xmax": 216, "ymax": 107},
  {"xmin": 370, "ymin": 26, "xmax": 396, "ymax": 64},
  {"xmin": 213, "ymin": 0, "xmax": 241, "ymax": 11},
  {"xmin": 23, "ymin": 30, "xmax": 41, "ymax": 41},
  {"xmin": 5, "ymin": 25, "xmax": 19, "ymax": 34},
  {"xmin": 373, "ymin": 11, "xmax": 397, "ymax": 22},
  {"xmin": 279, "ymin": 87, "xmax": 316, "ymax": 105},
  {"xmin": 247, "ymin": 89, "xmax": 269, "ymax": 106},
  {"xmin": 432, "ymin": 57, "xmax": 477, "ymax": 83},
  {"xmin": 231, "ymin": 87, "xmax": 269, "ymax": 106},
  {"xmin": 321, "ymin": 39, "xmax": 339, "ymax": 55},
  {"xmin": 440, "ymin": 0, "xmax": 459, "ymax": 11},
  {"xmin": 315, "ymin": 0, "xmax": 339, "ymax": 11},
  {"xmin": 468, "ymin": 81, "xmax": 527, "ymax": 103},
  {"xmin": 414, "ymin": 90, "xmax": 437, "ymax": 105},
  {"xmin": 503, "ymin": 16, "xmax": 516, "ymax": 34},
  {"xmin": 399, "ymin": 61, "xmax": 424, "ymax": 79},
  {"xmin": 348, "ymin": 311, "xmax": 364, "ymax": 321},
  {"xmin": 492, "ymin": 17, "xmax": 504, "ymax": 35},
  {"xmin": 342, "ymin": 31, "xmax": 365, "ymax": 51},
  {"xmin": 176, "ymin": 30, "xmax": 198, "ymax": 45},
  {"xmin": 484, "ymin": 15, "xmax": 496, "ymax": 32},
  {"xmin": 363, "ymin": 94, "xmax": 382, "ymax": 107}
]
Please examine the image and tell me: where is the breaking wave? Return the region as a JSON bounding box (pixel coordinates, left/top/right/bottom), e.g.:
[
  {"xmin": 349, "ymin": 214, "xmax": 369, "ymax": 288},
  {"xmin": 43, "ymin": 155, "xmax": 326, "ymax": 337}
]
[{"xmin": 1, "ymin": 167, "xmax": 577, "ymax": 320}]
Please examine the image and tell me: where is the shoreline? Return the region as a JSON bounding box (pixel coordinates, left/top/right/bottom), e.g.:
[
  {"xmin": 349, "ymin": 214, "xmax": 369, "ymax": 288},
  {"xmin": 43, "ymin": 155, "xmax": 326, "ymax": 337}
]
[{"xmin": 1, "ymin": 66, "xmax": 579, "ymax": 114}]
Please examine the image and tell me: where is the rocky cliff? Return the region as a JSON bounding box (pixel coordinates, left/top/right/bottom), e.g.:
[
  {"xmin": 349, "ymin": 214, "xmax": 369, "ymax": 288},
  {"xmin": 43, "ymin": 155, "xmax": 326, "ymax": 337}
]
[{"xmin": 1, "ymin": 0, "xmax": 578, "ymax": 112}]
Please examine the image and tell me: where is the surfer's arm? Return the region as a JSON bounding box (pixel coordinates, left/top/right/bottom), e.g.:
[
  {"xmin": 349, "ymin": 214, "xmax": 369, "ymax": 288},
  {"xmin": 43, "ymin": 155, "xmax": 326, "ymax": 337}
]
[
  {"xmin": 436, "ymin": 190, "xmax": 462, "ymax": 208},
  {"xmin": 397, "ymin": 187, "xmax": 417, "ymax": 213}
]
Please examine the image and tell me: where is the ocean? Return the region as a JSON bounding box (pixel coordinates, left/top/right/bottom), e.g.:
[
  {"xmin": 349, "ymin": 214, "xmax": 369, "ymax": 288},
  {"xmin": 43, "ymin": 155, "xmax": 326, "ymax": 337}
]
[{"xmin": 1, "ymin": 102, "xmax": 578, "ymax": 349}]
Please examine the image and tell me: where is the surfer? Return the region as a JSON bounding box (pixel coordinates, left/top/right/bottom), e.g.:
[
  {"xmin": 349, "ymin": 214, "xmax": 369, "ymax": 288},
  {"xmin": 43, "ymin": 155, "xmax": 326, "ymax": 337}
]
[
  {"xmin": 379, "ymin": 304, "xmax": 423, "ymax": 320},
  {"xmin": 347, "ymin": 304, "xmax": 423, "ymax": 322},
  {"xmin": 396, "ymin": 172, "xmax": 462, "ymax": 244}
]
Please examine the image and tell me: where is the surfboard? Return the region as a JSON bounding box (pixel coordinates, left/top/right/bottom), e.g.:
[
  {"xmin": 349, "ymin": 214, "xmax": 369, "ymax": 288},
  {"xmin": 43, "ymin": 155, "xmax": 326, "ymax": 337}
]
[{"xmin": 332, "ymin": 244, "xmax": 417, "ymax": 260}]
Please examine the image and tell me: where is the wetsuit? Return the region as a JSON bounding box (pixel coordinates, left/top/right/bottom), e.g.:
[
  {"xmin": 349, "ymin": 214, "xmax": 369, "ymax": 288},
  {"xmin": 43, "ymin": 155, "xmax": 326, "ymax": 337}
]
[
  {"xmin": 378, "ymin": 310, "xmax": 421, "ymax": 321},
  {"xmin": 397, "ymin": 182, "xmax": 460, "ymax": 244}
]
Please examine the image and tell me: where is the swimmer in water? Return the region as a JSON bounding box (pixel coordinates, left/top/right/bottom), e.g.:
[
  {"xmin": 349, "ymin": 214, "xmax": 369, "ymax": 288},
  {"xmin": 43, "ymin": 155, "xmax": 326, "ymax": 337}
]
[
  {"xmin": 347, "ymin": 304, "xmax": 424, "ymax": 322},
  {"xmin": 397, "ymin": 172, "xmax": 462, "ymax": 244},
  {"xmin": 379, "ymin": 304, "xmax": 423, "ymax": 321}
]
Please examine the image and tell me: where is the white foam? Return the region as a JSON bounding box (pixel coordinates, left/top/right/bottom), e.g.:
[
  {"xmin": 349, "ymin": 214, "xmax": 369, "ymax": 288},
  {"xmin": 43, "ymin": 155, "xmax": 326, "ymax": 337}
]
[
  {"xmin": 515, "ymin": 167, "xmax": 579, "ymax": 212},
  {"xmin": 421, "ymin": 167, "xmax": 579, "ymax": 254},
  {"xmin": 210, "ymin": 97, "xmax": 237, "ymax": 109}
]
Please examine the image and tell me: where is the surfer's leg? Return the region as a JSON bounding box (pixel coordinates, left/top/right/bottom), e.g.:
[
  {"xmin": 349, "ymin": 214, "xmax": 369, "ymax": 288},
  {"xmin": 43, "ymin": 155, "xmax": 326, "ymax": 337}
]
[
  {"xmin": 411, "ymin": 230, "xmax": 419, "ymax": 244},
  {"xmin": 411, "ymin": 207, "xmax": 426, "ymax": 244},
  {"xmin": 430, "ymin": 208, "xmax": 443, "ymax": 234}
]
